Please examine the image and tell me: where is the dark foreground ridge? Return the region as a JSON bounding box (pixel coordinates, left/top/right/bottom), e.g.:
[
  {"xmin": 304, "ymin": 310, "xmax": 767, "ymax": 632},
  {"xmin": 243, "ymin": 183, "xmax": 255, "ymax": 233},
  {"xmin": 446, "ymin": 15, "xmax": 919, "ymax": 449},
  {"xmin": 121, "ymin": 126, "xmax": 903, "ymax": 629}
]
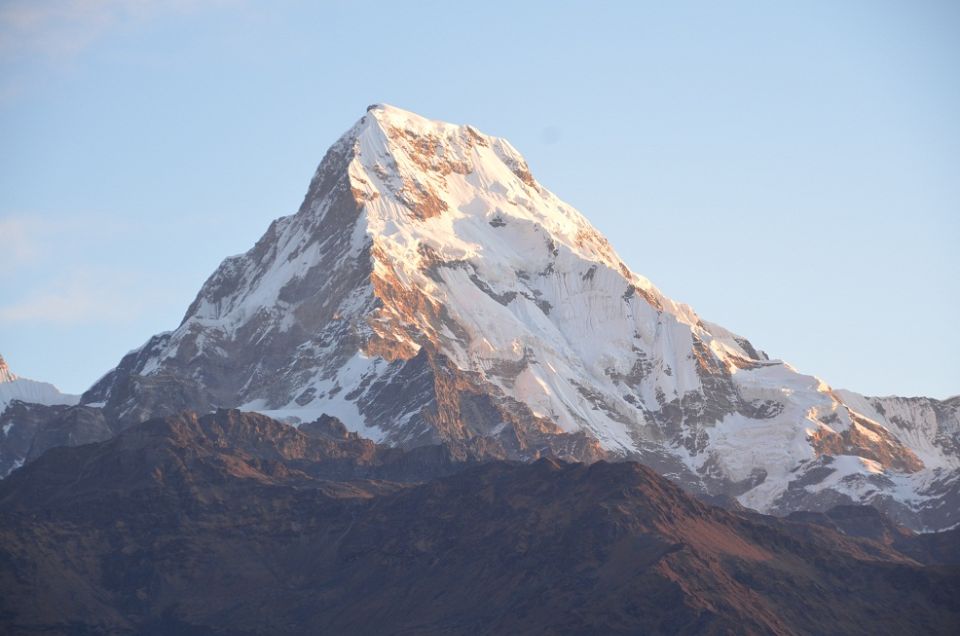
[{"xmin": 1, "ymin": 410, "xmax": 958, "ymax": 635}]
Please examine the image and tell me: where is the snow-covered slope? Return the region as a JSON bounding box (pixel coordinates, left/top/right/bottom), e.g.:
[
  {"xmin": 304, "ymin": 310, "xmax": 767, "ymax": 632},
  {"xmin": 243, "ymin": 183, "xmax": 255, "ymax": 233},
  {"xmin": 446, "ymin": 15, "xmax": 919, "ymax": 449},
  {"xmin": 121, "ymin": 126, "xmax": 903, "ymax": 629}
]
[
  {"xmin": 79, "ymin": 105, "xmax": 958, "ymax": 529},
  {"xmin": 0, "ymin": 354, "xmax": 78, "ymax": 415}
]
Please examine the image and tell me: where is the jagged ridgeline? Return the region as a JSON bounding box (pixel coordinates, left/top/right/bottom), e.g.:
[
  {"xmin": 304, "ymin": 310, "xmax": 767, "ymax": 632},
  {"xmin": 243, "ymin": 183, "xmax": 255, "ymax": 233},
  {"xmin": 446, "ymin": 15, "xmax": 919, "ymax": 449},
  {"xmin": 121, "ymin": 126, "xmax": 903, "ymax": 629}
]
[
  {"xmin": 3, "ymin": 409, "xmax": 958, "ymax": 635},
  {"xmin": 6, "ymin": 105, "xmax": 957, "ymax": 530}
]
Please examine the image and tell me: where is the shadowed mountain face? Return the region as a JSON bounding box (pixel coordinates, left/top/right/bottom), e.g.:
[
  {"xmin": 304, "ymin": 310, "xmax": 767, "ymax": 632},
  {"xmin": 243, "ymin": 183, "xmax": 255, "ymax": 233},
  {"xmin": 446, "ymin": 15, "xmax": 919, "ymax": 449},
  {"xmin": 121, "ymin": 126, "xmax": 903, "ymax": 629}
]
[
  {"xmin": 786, "ymin": 505, "xmax": 960, "ymax": 567},
  {"xmin": 1, "ymin": 410, "xmax": 957, "ymax": 635}
]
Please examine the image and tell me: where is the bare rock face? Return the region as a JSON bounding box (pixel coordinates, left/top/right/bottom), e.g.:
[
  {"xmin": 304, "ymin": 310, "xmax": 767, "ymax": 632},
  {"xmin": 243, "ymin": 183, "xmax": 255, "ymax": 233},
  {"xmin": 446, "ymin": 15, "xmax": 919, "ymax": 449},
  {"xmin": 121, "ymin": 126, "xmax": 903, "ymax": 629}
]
[
  {"xmin": 0, "ymin": 402, "xmax": 113, "ymax": 477},
  {"xmin": 17, "ymin": 103, "xmax": 947, "ymax": 530}
]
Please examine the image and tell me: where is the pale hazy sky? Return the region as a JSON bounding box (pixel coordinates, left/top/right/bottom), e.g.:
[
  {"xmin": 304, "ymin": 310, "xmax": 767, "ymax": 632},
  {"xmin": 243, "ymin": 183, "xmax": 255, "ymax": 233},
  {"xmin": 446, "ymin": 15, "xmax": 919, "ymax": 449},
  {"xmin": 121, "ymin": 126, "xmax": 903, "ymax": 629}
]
[{"xmin": 1, "ymin": 1, "xmax": 957, "ymax": 398}]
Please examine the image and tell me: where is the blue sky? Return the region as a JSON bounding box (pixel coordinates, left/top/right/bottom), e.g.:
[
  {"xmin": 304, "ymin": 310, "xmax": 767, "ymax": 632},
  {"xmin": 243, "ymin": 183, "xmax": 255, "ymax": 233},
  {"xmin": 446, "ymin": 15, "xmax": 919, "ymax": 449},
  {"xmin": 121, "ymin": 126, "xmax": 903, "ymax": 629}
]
[{"xmin": 1, "ymin": 1, "xmax": 957, "ymax": 398}]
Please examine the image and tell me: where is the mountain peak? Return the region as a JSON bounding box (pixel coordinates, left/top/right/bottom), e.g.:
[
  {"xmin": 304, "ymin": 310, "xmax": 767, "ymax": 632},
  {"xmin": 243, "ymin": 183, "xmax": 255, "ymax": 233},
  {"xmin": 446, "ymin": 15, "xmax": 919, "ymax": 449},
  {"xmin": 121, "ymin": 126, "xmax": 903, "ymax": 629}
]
[
  {"xmin": 343, "ymin": 104, "xmax": 662, "ymax": 300},
  {"xmin": 362, "ymin": 101, "xmax": 454, "ymax": 127},
  {"xmin": 0, "ymin": 355, "xmax": 16, "ymax": 384},
  {"xmin": 73, "ymin": 107, "xmax": 960, "ymax": 530}
]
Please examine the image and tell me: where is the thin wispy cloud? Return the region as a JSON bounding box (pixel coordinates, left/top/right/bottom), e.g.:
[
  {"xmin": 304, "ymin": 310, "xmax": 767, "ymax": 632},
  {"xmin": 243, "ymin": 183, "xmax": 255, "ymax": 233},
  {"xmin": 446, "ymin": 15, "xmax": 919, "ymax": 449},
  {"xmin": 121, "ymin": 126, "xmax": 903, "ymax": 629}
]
[
  {"xmin": 0, "ymin": 0, "xmax": 236, "ymax": 63},
  {"xmin": 0, "ymin": 212, "xmax": 181, "ymax": 325},
  {"xmin": 0, "ymin": 217, "xmax": 41, "ymax": 271},
  {"xmin": 0, "ymin": 267, "xmax": 176, "ymax": 325},
  {"xmin": 0, "ymin": 213, "xmax": 137, "ymax": 276}
]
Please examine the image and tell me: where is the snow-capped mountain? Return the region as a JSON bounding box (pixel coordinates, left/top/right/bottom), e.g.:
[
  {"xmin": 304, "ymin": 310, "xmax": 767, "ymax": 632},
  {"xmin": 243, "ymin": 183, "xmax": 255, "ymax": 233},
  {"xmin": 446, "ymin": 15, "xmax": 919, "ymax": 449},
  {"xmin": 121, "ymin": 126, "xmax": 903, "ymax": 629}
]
[
  {"xmin": 79, "ymin": 105, "xmax": 958, "ymax": 529},
  {"xmin": 0, "ymin": 354, "xmax": 78, "ymax": 415},
  {"xmin": 0, "ymin": 353, "xmax": 81, "ymax": 476}
]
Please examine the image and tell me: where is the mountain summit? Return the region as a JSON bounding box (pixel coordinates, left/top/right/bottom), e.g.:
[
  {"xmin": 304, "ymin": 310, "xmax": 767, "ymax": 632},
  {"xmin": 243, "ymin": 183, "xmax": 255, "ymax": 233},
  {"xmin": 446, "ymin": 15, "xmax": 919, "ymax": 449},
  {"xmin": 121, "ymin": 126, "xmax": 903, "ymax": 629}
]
[
  {"xmin": 0, "ymin": 355, "xmax": 16, "ymax": 384},
  {"xmin": 70, "ymin": 105, "xmax": 957, "ymax": 529},
  {"xmin": 0, "ymin": 353, "xmax": 77, "ymax": 419}
]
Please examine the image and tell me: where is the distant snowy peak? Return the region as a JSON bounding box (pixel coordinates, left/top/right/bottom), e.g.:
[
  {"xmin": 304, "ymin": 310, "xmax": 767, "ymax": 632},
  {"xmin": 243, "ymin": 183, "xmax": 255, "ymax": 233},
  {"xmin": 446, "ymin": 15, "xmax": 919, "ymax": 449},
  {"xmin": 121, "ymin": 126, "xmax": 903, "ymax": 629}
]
[
  {"xmin": 79, "ymin": 105, "xmax": 958, "ymax": 530},
  {"xmin": 0, "ymin": 355, "xmax": 16, "ymax": 384},
  {"xmin": 0, "ymin": 354, "xmax": 86, "ymax": 479},
  {"xmin": 0, "ymin": 354, "xmax": 79, "ymax": 414}
]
